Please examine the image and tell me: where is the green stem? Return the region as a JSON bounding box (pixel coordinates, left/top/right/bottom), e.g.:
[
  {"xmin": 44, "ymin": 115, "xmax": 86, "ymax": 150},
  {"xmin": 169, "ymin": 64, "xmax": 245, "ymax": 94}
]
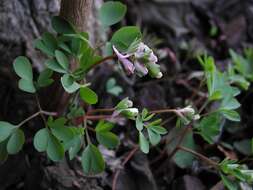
[
  {"xmin": 17, "ymin": 110, "xmax": 57, "ymax": 128},
  {"xmin": 84, "ymin": 119, "xmax": 91, "ymax": 144}
]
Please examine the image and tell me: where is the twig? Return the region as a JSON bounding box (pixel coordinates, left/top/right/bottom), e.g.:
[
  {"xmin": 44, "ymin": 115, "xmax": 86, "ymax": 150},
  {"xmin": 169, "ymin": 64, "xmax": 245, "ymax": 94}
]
[
  {"xmin": 17, "ymin": 110, "xmax": 57, "ymax": 128},
  {"xmin": 89, "ymin": 108, "xmax": 115, "ymax": 114},
  {"xmin": 92, "ymin": 55, "xmax": 116, "ymax": 68},
  {"xmin": 198, "ymin": 99, "xmax": 209, "ymax": 114},
  {"xmin": 150, "ymin": 108, "xmax": 177, "ymax": 114},
  {"xmin": 112, "ymin": 146, "xmax": 139, "ymax": 190},
  {"xmin": 35, "ymin": 94, "xmax": 48, "ymax": 125},
  {"xmin": 167, "ymin": 125, "xmax": 191, "ymax": 159},
  {"xmin": 178, "ymin": 146, "xmax": 218, "ymax": 168}
]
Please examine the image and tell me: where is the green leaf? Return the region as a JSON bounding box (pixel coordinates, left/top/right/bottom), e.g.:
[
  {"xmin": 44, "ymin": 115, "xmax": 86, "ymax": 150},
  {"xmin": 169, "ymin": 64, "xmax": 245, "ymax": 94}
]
[
  {"xmin": 68, "ymin": 136, "xmax": 82, "ymax": 160},
  {"xmin": 34, "ymin": 32, "xmax": 57, "ymax": 57},
  {"xmin": 208, "ymin": 90, "xmax": 222, "ymax": 101},
  {"xmin": 80, "ymin": 49, "xmax": 102, "ymax": 72},
  {"xmin": 81, "ymin": 144, "xmax": 105, "ymax": 175},
  {"xmin": 33, "ymin": 128, "xmax": 50, "ymax": 152},
  {"xmin": 99, "ymin": 1, "xmax": 127, "ymax": 26},
  {"xmin": 146, "ymin": 119, "xmax": 162, "ymax": 128},
  {"xmin": 45, "ymin": 59, "xmax": 67, "ymax": 73},
  {"xmin": 13, "ymin": 56, "xmax": 33, "ymax": 81},
  {"xmin": 80, "ymin": 87, "xmax": 98, "ymax": 104},
  {"xmin": 229, "ymin": 49, "xmax": 253, "ymax": 81},
  {"xmin": 34, "ymin": 39, "xmax": 55, "ymax": 57},
  {"xmin": 96, "ymin": 132, "xmax": 119, "ymax": 149},
  {"xmin": 0, "ymin": 122, "xmax": 16, "ymax": 143},
  {"xmin": 46, "ymin": 134, "xmax": 64, "ymax": 161},
  {"xmin": 0, "ymin": 140, "xmax": 8, "ymax": 163},
  {"xmin": 55, "ymin": 50, "xmax": 69, "ymax": 70},
  {"xmin": 47, "ymin": 117, "xmax": 67, "ymax": 128},
  {"xmin": 111, "ymin": 26, "xmax": 142, "ymax": 52},
  {"xmin": 37, "ymin": 69, "xmax": 54, "ymax": 87},
  {"xmin": 220, "ymin": 173, "xmax": 239, "ymax": 190},
  {"xmin": 18, "ymin": 78, "xmax": 36, "ymax": 93},
  {"xmin": 147, "ymin": 129, "xmax": 161, "ymax": 146},
  {"xmin": 7, "ymin": 129, "xmax": 25, "ymax": 154},
  {"xmin": 95, "ymin": 121, "xmax": 119, "ymax": 149},
  {"xmin": 106, "ymin": 78, "xmax": 123, "ymax": 96},
  {"xmin": 196, "ymin": 113, "xmax": 221, "ymax": 144},
  {"xmin": 149, "ymin": 125, "xmax": 167, "ymax": 135},
  {"xmin": 221, "ymin": 96, "xmax": 240, "ymax": 110},
  {"xmin": 61, "ymin": 74, "xmax": 80, "ymax": 93},
  {"xmin": 42, "ymin": 32, "xmax": 57, "ymax": 51},
  {"xmin": 95, "ymin": 121, "xmax": 114, "ymax": 133},
  {"xmin": 139, "ymin": 132, "xmax": 149, "ymax": 154},
  {"xmin": 51, "ymin": 16, "xmax": 76, "ymax": 34},
  {"xmin": 229, "ymin": 74, "xmax": 250, "ymax": 90},
  {"xmin": 13, "ymin": 56, "xmax": 36, "ymax": 93},
  {"xmin": 51, "ymin": 125, "xmax": 74, "ymax": 143},
  {"xmin": 135, "ymin": 115, "xmax": 143, "ymax": 131},
  {"xmin": 221, "ymin": 109, "xmax": 240, "ymax": 122}
]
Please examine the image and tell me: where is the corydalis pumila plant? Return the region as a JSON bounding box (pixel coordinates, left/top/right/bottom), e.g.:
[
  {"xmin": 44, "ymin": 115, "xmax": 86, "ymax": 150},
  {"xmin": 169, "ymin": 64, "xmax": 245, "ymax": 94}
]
[{"xmin": 0, "ymin": 1, "xmax": 253, "ymax": 189}]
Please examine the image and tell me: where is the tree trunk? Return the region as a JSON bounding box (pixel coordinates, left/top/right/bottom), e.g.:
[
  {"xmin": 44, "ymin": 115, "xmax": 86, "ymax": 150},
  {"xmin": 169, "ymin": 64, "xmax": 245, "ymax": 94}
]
[{"xmin": 60, "ymin": 0, "xmax": 93, "ymax": 32}]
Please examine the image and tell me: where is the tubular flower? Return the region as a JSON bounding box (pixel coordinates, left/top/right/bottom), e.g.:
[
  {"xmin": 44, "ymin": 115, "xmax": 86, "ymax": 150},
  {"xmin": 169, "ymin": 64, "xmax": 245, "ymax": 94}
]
[{"xmin": 113, "ymin": 42, "xmax": 162, "ymax": 78}]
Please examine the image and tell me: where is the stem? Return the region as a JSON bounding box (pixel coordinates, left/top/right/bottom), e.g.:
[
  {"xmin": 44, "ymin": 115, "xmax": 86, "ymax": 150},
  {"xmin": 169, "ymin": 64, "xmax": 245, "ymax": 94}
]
[
  {"xmin": 150, "ymin": 108, "xmax": 177, "ymax": 114},
  {"xmin": 84, "ymin": 119, "xmax": 91, "ymax": 144},
  {"xmin": 167, "ymin": 125, "xmax": 190, "ymax": 159},
  {"xmin": 198, "ymin": 99, "xmax": 209, "ymax": 114},
  {"xmin": 178, "ymin": 146, "xmax": 218, "ymax": 168},
  {"xmin": 89, "ymin": 108, "xmax": 115, "ymax": 114},
  {"xmin": 17, "ymin": 110, "xmax": 57, "ymax": 128},
  {"xmin": 112, "ymin": 146, "xmax": 139, "ymax": 190},
  {"xmin": 85, "ymin": 115, "xmax": 113, "ymax": 120},
  {"xmin": 92, "ymin": 55, "xmax": 116, "ymax": 68},
  {"xmin": 35, "ymin": 94, "xmax": 47, "ymax": 125}
]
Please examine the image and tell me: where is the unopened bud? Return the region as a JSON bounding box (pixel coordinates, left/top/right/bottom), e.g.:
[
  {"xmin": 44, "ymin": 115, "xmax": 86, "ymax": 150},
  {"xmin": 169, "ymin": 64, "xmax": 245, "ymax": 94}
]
[{"xmin": 120, "ymin": 108, "xmax": 139, "ymax": 119}]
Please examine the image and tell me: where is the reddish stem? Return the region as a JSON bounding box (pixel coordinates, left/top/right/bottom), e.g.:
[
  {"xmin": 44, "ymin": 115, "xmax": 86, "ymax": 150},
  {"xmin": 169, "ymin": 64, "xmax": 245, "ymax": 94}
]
[
  {"xmin": 112, "ymin": 146, "xmax": 139, "ymax": 190},
  {"xmin": 92, "ymin": 55, "xmax": 116, "ymax": 68}
]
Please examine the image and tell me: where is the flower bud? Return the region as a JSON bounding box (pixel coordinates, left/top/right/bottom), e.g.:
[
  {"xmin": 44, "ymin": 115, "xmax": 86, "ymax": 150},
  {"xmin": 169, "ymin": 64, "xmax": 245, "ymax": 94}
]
[
  {"xmin": 146, "ymin": 62, "xmax": 161, "ymax": 78},
  {"xmin": 120, "ymin": 108, "xmax": 139, "ymax": 119},
  {"xmin": 116, "ymin": 97, "xmax": 133, "ymax": 110},
  {"xmin": 180, "ymin": 106, "xmax": 195, "ymax": 115}
]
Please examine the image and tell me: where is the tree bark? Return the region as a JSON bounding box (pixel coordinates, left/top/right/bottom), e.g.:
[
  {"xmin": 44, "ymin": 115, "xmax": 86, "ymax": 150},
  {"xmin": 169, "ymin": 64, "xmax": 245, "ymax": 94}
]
[{"xmin": 60, "ymin": 0, "xmax": 93, "ymax": 32}]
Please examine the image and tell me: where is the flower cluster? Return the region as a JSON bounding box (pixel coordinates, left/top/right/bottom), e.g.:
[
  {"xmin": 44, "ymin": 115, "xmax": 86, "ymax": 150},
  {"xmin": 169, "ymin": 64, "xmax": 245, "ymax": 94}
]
[{"xmin": 113, "ymin": 42, "xmax": 163, "ymax": 78}]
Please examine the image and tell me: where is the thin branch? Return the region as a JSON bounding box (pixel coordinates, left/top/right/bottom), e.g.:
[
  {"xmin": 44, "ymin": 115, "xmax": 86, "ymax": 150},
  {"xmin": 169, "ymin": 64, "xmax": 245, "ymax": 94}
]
[
  {"xmin": 92, "ymin": 55, "xmax": 116, "ymax": 68},
  {"xmin": 35, "ymin": 94, "xmax": 47, "ymax": 125},
  {"xmin": 150, "ymin": 108, "xmax": 177, "ymax": 114},
  {"xmin": 178, "ymin": 146, "xmax": 218, "ymax": 168},
  {"xmin": 112, "ymin": 146, "xmax": 139, "ymax": 190},
  {"xmin": 167, "ymin": 125, "xmax": 191, "ymax": 159},
  {"xmin": 83, "ymin": 119, "xmax": 91, "ymax": 144},
  {"xmin": 89, "ymin": 108, "xmax": 115, "ymax": 114},
  {"xmin": 17, "ymin": 110, "xmax": 57, "ymax": 128},
  {"xmin": 85, "ymin": 115, "xmax": 113, "ymax": 120}
]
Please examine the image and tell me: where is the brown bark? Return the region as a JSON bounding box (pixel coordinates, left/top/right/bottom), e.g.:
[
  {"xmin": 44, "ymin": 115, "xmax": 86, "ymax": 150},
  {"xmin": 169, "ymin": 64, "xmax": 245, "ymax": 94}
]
[{"xmin": 59, "ymin": 0, "xmax": 93, "ymax": 32}]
